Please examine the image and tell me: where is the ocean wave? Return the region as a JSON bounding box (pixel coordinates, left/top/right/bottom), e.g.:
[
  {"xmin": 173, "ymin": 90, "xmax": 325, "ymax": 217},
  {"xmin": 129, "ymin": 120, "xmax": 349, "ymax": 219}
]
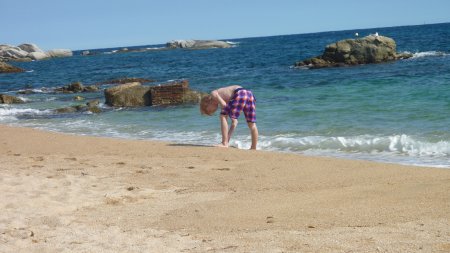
[
  {"xmin": 16, "ymin": 88, "xmax": 53, "ymax": 94},
  {"xmin": 250, "ymin": 134, "xmax": 450, "ymax": 158},
  {"xmin": 405, "ymin": 51, "xmax": 449, "ymax": 58},
  {"xmin": 0, "ymin": 107, "xmax": 53, "ymax": 120},
  {"xmin": 146, "ymin": 47, "xmax": 165, "ymax": 50}
]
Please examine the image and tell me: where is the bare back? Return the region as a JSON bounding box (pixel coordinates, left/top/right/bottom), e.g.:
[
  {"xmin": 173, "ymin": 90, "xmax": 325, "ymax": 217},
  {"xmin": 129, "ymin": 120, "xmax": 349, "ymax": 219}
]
[{"xmin": 213, "ymin": 85, "xmax": 242, "ymax": 104}]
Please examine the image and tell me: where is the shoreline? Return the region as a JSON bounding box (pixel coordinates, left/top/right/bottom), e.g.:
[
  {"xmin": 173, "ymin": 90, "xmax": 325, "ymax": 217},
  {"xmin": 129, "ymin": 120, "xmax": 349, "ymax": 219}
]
[
  {"xmin": 2, "ymin": 121, "xmax": 448, "ymax": 169},
  {"xmin": 1, "ymin": 124, "xmax": 450, "ymax": 252}
]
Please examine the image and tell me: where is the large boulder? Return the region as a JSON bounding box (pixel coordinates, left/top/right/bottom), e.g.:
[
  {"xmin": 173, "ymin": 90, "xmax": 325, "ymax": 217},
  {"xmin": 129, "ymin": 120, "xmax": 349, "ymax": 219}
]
[
  {"xmin": 149, "ymin": 80, "xmax": 205, "ymax": 105},
  {"xmin": 28, "ymin": 51, "xmax": 49, "ymax": 60},
  {"xmin": 104, "ymin": 80, "xmax": 206, "ymax": 107},
  {"xmin": 295, "ymin": 35, "xmax": 413, "ymax": 69},
  {"xmin": 0, "ymin": 46, "xmax": 29, "ymax": 60},
  {"xmin": 0, "ymin": 94, "xmax": 25, "ymax": 104},
  {"xmin": 166, "ymin": 40, "xmax": 232, "ymax": 49},
  {"xmin": 46, "ymin": 49, "xmax": 73, "ymax": 58},
  {"xmin": 0, "ymin": 62, "xmax": 24, "ymax": 73},
  {"xmin": 18, "ymin": 43, "xmax": 44, "ymax": 53},
  {"xmin": 0, "ymin": 44, "xmax": 72, "ymax": 61},
  {"xmin": 104, "ymin": 82, "xmax": 151, "ymax": 107}
]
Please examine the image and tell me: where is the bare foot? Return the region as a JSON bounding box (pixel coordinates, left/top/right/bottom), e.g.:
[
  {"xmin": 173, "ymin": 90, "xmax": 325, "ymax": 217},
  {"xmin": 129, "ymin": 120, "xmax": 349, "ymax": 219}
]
[{"xmin": 215, "ymin": 143, "xmax": 229, "ymax": 148}]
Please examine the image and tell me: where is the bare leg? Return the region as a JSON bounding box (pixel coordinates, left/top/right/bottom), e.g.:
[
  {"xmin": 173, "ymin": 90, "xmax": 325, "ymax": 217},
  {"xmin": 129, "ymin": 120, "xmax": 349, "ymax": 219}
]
[
  {"xmin": 247, "ymin": 122, "xmax": 258, "ymax": 150},
  {"xmin": 217, "ymin": 115, "xmax": 229, "ymax": 148}
]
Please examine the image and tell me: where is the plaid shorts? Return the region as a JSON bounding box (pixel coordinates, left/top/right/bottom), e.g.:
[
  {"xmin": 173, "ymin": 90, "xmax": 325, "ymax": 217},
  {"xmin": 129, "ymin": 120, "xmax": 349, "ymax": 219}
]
[{"xmin": 221, "ymin": 88, "xmax": 256, "ymax": 123}]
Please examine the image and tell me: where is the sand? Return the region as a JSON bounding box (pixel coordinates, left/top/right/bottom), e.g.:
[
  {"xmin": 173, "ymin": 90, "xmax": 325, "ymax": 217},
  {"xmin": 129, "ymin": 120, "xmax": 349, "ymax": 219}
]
[{"xmin": 0, "ymin": 124, "xmax": 449, "ymax": 252}]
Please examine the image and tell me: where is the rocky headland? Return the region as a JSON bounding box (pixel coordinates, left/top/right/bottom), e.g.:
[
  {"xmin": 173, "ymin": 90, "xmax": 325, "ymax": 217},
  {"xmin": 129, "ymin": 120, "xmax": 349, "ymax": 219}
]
[
  {"xmin": 0, "ymin": 62, "xmax": 24, "ymax": 74},
  {"xmin": 0, "ymin": 43, "xmax": 72, "ymax": 62},
  {"xmin": 166, "ymin": 40, "xmax": 232, "ymax": 49},
  {"xmin": 295, "ymin": 35, "xmax": 413, "ymax": 69}
]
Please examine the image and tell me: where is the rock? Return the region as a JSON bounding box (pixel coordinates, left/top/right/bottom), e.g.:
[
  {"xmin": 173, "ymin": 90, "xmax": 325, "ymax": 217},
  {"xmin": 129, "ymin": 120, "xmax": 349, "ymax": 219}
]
[
  {"xmin": 0, "ymin": 62, "xmax": 24, "ymax": 73},
  {"xmin": 95, "ymin": 77, "xmax": 155, "ymax": 85},
  {"xmin": 17, "ymin": 89, "xmax": 36, "ymax": 95},
  {"xmin": 0, "ymin": 46, "xmax": 29, "ymax": 60},
  {"xmin": 83, "ymin": 85, "xmax": 99, "ymax": 92},
  {"xmin": 104, "ymin": 80, "xmax": 206, "ymax": 107},
  {"xmin": 46, "ymin": 49, "xmax": 73, "ymax": 58},
  {"xmin": 74, "ymin": 96, "xmax": 84, "ymax": 101},
  {"xmin": 68, "ymin": 82, "xmax": 84, "ymax": 92},
  {"xmin": 54, "ymin": 104, "xmax": 87, "ymax": 114},
  {"xmin": 18, "ymin": 43, "xmax": 44, "ymax": 53},
  {"xmin": 28, "ymin": 51, "xmax": 49, "ymax": 60},
  {"xmin": 295, "ymin": 35, "xmax": 413, "ymax": 69},
  {"xmin": 166, "ymin": 40, "xmax": 232, "ymax": 49},
  {"xmin": 104, "ymin": 82, "xmax": 151, "ymax": 107},
  {"xmin": 55, "ymin": 82, "xmax": 99, "ymax": 93},
  {"xmin": 88, "ymin": 106, "xmax": 102, "ymax": 114},
  {"xmin": 55, "ymin": 106, "xmax": 78, "ymax": 114},
  {"xmin": 0, "ymin": 44, "xmax": 72, "ymax": 61},
  {"xmin": 86, "ymin": 99, "xmax": 100, "ymax": 107},
  {"xmin": 0, "ymin": 94, "xmax": 25, "ymax": 104}
]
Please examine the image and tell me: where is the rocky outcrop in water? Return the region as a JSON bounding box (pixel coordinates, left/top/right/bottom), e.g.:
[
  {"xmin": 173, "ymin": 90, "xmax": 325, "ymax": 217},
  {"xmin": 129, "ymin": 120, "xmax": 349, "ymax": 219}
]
[
  {"xmin": 0, "ymin": 62, "xmax": 24, "ymax": 73},
  {"xmin": 166, "ymin": 40, "xmax": 232, "ymax": 49},
  {"xmin": 54, "ymin": 82, "xmax": 99, "ymax": 93},
  {"xmin": 104, "ymin": 80, "xmax": 206, "ymax": 107},
  {"xmin": 0, "ymin": 43, "xmax": 73, "ymax": 62},
  {"xmin": 54, "ymin": 100, "xmax": 102, "ymax": 114},
  {"xmin": 295, "ymin": 35, "xmax": 413, "ymax": 69},
  {"xmin": 0, "ymin": 94, "xmax": 24, "ymax": 104}
]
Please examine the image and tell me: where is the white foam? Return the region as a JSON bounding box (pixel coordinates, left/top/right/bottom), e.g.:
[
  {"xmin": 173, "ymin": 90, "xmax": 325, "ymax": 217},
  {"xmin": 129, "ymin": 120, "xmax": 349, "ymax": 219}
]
[
  {"xmin": 0, "ymin": 107, "xmax": 52, "ymax": 120},
  {"xmin": 17, "ymin": 96, "xmax": 30, "ymax": 102},
  {"xmin": 146, "ymin": 47, "xmax": 165, "ymax": 50},
  {"xmin": 406, "ymin": 51, "xmax": 448, "ymax": 58},
  {"xmin": 225, "ymin": 41, "xmax": 239, "ymax": 45},
  {"xmin": 256, "ymin": 133, "xmax": 450, "ymax": 159}
]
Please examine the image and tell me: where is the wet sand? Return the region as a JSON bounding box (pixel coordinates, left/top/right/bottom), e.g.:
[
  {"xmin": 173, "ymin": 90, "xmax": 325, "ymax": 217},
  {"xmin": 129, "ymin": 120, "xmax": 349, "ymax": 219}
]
[{"xmin": 1, "ymin": 124, "xmax": 449, "ymax": 252}]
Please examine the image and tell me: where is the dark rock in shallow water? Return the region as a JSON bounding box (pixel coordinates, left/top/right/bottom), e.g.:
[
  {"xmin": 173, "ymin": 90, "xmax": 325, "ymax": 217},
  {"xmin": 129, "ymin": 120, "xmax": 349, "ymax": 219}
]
[
  {"xmin": 54, "ymin": 100, "xmax": 102, "ymax": 114},
  {"xmin": 0, "ymin": 94, "xmax": 24, "ymax": 104},
  {"xmin": 104, "ymin": 80, "xmax": 206, "ymax": 107},
  {"xmin": 104, "ymin": 82, "xmax": 151, "ymax": 107},
  {"xmin": 295, "ymin": 35, "xmax": 413, "ymax": 69},
  {"xmin": 0, "ymin": 62, "xmax": 24, "ymax": 73},
  {"xmin": 55, "ymin": 106, "xmax": 79, "ymax": 114},
  {"xmin": 55, "ymin": 82, "xmax": 99, "ymax": 93}
]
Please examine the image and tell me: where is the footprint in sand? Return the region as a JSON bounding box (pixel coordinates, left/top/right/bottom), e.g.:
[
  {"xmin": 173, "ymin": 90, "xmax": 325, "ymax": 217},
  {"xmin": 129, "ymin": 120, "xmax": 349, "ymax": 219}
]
[
  {"xmin": 213, "ymin": 168, "xmax": 231, "ymax": 171},
  {"xmin": 31, "ymin": 156, "xmax": 44, "ymax": 162}
]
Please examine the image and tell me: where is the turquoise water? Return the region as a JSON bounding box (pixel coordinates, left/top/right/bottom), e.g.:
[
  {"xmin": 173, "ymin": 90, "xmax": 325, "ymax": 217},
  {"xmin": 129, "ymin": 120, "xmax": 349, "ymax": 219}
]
[{"xmin": 1, "ymin": 23, "xmax": 449, "ymax": 167}]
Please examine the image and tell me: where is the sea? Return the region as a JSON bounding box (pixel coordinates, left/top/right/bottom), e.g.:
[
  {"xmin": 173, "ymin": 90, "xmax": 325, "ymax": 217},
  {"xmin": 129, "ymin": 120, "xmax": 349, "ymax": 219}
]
[{"xmin": 1, "ymin": 23, "xmax": 449, "ymax": 168}]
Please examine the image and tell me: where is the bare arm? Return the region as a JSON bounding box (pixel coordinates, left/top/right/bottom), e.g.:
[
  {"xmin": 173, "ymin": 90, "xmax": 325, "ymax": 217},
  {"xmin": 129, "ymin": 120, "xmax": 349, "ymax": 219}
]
[{"xmin": 211, "ymin": 90, "xmax": 227, "ymax": 108}]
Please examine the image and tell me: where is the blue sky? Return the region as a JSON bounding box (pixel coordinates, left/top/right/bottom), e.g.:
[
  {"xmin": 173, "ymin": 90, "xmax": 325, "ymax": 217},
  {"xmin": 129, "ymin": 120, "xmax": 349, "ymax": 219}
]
[{"xmin": 1, "ymin": 0, "xmax": 449, "ymax": 50}]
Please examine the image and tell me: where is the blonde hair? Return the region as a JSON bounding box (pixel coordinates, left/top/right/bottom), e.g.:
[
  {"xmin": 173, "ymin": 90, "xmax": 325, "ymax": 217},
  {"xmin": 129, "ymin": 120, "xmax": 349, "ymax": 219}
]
[{"xmin": 200, "ymin": 95, "xmax": 214, "ymax": 115}]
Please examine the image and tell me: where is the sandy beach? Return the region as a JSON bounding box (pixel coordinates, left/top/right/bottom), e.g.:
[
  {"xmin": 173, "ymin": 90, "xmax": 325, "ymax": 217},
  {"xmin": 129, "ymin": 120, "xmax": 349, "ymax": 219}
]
[{"xmin": 0, "ymin": 124, "xmax": 449, "ymax": 252}]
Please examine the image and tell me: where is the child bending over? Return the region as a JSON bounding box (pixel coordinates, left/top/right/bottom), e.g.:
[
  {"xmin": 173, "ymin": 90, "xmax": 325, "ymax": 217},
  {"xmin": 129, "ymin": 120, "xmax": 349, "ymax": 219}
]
[{"xmin": 200, "ymin": 85, "xmax": 258, "ymax": 150}]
